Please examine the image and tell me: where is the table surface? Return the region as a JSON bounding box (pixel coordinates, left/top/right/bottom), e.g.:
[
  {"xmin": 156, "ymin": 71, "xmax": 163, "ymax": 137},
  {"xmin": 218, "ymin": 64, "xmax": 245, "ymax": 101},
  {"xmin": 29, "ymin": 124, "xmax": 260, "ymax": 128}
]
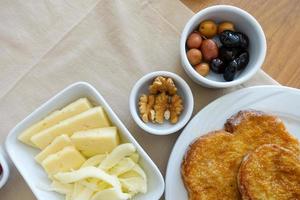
[{"xmin": 181, "ymin": 0, "xmax": 300, "ymax": 88}]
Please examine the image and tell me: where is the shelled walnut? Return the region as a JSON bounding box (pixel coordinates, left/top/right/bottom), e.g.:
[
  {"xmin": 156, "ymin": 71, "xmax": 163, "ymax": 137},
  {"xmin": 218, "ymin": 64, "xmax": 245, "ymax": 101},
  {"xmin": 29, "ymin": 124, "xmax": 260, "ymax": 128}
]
[
  {"xmin": 154, "ymin": 92, "xmax": 169, "ymax": 124},
  {"xmin": 138, "ymin": 76, "xmax": 184, "ymax": 124},
  {"xmin": 138, "ymin": 94, "xmax": 155, "ymax": 123},
  {"xmin": 149, "ymin": 76, "xmax": 177, "ymax": 95},
  {"xmin": 169, "ymin": 95, "xmax": 184, "ymax": 123}
]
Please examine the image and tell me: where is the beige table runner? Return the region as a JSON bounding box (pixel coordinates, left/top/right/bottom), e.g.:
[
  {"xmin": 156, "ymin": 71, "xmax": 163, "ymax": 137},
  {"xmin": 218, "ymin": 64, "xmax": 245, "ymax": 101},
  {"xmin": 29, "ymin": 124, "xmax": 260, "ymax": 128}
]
[{"xmin": 0, "ymin": 0, "xmax": 277, "ymax": 199}]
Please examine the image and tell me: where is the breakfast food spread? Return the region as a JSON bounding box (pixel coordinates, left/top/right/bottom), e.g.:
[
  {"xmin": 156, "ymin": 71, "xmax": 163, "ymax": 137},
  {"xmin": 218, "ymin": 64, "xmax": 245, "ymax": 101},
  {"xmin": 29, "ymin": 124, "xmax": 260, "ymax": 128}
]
[
  {"xmin": 238, "ymin": 144, "xmax": 300, "ymax": 200},
  {"xmin": 18, "ymin": 98, "xmax": 147, "ymax": 200},
  {"xmin": 138, "ymin": 76, "xmax": 184, "ymax": 124},
  {"xmin": 181, "ymin": 110, "xmax": 300, "ymax": 200},
  {"xmin": 186, "ymin": 20, "xmax": 249, "ymax": 81}
]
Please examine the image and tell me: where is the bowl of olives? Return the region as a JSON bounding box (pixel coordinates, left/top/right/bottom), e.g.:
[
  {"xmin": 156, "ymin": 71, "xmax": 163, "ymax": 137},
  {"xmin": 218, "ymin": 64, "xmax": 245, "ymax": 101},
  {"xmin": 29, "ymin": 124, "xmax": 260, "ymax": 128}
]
[{"xmin": 180, "ymin": 5, "xmax": 266, "ymax": 88}]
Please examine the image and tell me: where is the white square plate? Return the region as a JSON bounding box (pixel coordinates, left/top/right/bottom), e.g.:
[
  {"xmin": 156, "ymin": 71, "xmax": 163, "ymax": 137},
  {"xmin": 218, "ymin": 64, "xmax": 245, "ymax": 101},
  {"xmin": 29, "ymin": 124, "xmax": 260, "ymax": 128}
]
[
  {"xmin": 6, "ymin": 82, "xmax": 164, "ymax": 200},
  {"xmin": 165, "ymin": 85, "xmax": 300, "ymax": 200}
]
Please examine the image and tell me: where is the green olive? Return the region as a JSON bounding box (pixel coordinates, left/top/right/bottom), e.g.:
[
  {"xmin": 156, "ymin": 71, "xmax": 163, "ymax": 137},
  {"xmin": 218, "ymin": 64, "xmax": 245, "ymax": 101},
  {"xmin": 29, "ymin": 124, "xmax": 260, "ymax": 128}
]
[
  {"xmin": 199, "ymin": 20, "xmax": 218, "ymax": 38},
  {"xmin": 218, "ymin": 21, "xmax": 235, "ymax": 34},
  {"xmin": 195, "ymin": 63, "xmax": 210, "ymax": 77}
]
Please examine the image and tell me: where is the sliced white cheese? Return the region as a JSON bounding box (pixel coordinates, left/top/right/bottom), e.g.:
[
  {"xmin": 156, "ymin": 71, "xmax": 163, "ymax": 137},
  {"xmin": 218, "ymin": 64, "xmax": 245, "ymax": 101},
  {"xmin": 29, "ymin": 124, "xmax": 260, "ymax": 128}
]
[
  {"xmin": 73, "ymin": 187, "xmax": 94, "ymax": 200},
  {"xmin": 31, "ymin": 107, "xmax": 110, "ymax": 149},
  {"xmin": 119, "ymin": 165, "xmax": 146, "ymax": 179},
  {"xmin": 119, "ymin": 171, "xmax": 140, "ymax": 179},
  {"xmin": 71, "ymin": 182, "xmax": 85, "ymax": 199},
  {"xmin": 18, "ymin": 98, "xmax": 92, "ymax": 147},
  {"xmin": 97, "ymin": 180, "xmax": 112, "ymax": 191},
  {"xmin": 41, "ymin": 146, "xmax": 85, "ymax": 176},
  {"xmin": 65, "ymin": 192, "xmax": 72, "ymax": 200},
  {"xmin": 54, "ymin": 166, "xmax": 119, "ymax": 188},
  {"xmin": 131, "ymin": 165, "xmax": 147, "ymax": 180},
  {"xmin": 81, "ymin": 154, "xmax": 106, "ymax": 168},
  {"xmin": 119, "ymin": 165, "xmax": 147, "ymax": 194},
  {"xmin": 78, "ymin": 180, "xmax": 99, "ymax": 192},
  {"xmin": 71, "ymin": 127, "xmax": 119, "ymax": 157},
  {"xmin": 128, "ymin": 153, "xmax": 139, "ymax": 163},
  {"xmin": 35, "ymin": 134, "xmax": 73, "ymax": 164},
  {"xmin": 120, "ymin": 177, "xmax": 147, "ymax": 194},
  {"xmin": 109, "ymin": 158, "xmax": 135, "ymax": 176},
  {"xmin": 90, "ymin": 188, "xmax": 130, "ymax": 200},
  {"xmin": 50, "ymin": 181, "xmax": 73, "ymax": 195},
  {"xmin": 99, "ymin": 143, "xmax": 136, "ymax": 170}
]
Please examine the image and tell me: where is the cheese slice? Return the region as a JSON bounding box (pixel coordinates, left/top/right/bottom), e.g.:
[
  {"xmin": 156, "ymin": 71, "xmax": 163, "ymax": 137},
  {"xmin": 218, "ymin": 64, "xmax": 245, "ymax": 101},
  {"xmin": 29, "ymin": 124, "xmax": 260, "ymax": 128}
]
[
  {"xmin": 131, "ymin": 165, "xmax": 147, "ymax": 180},
  {"xmin": 41, "ymin": 146, "xmax": 86, "ymax": 176},
  {"xmin": 50, "ymin": 181, "xmax": 74, "ymax": 195},
  {"xmin": 99, "ymin": 143, "xmax": 136, "ymax": 170},
  {"xmin": 71, "ymin": 182, "xmax": 85, "ymax": 200},
  {"xmin": 54, "ymin": 166, "xmax": 119, "ymax": 187},
  {"xmin": 81, "ymin": 154, "xmax": 106, "ymax": 168},
  {"xmin": 65, "ymin": 192, "xmax": 72, "ymax": 200},
  {"xmin": 109, "ymin": 158, "xmax": 135, "ymax": 176},
  {"xmin": 128, "ymin": 153, "xmax": 139, "ymax": 163},
  {"xmin": 18, "ymin": 98, "xmax": 92, "ymax": 147},
  {"xmin": 90, "ymin": 188, "xmax": 130, "ymax": 200},
  {"xmin": 31, "ymin": 107, "xmax": 110, "ymax": 149},
  {"xmin": 120, "ymin": 177, "xmax": 147, "ymax": 194},
  {"xmin": 73, "ymin": 187, "xmax": 94, "ymax": 200},
  {"xmin": 71, "ymin": 127, "xmax": 119, "ymax": 157},
  {"xmin": 119, "ymin": 165, "xmax": 147, "ymax": 194},
  {"xmin": 78, "ymin": 180, "xmax": 99, "ymax": 191},
  {"xmin": 119, "ymin": 165, "xmax": 146, "ymax": 179},
  {"xmin": 35, "ymin": 134, "xmax": 73, "ymax": 164},
  {"xmin": 97, "ymin": 180, "xmax": 111, "ymax": 190}
]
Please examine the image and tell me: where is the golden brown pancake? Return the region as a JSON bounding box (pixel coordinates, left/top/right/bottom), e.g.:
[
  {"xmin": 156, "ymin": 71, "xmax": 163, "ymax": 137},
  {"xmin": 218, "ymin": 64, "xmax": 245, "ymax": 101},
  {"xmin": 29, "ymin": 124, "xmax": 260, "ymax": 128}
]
[
  {"xmin": 225, "ymin": 110, "xmax": 300, "ymax": 154},
  {"xmin": 238, "ymin": 144, "xmax": 300, "ymax": 200},
  {"xmin": 182, "ymin": 131, "xmax": 245, "ymax": 200},
  {"xmin": 181, "ymin": 110, "xmax": 300, "ymax": 200}
]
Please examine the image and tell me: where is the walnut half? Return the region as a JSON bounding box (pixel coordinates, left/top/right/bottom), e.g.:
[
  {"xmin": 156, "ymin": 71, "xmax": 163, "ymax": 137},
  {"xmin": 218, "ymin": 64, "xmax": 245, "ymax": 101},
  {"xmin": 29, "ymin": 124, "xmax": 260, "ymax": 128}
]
[
  {"xmin": 138, "ymin": 94, "xmax": 155, "ymax": 123},
  {"xmin": 149, "ymin": 76, "xmax": 177, "ymax": 95},
  {"xmin": 154, "ymin": 92, "xmax": 169, "ymax": 124},
  {"xmin": 169, "ymin": 94, "xmax": 184, "ymax": 124}
]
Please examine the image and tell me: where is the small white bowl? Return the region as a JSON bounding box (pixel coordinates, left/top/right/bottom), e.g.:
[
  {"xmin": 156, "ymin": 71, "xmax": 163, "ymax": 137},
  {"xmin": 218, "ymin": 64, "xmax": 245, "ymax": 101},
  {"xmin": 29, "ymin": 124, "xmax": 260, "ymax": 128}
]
[
  {"xmin": 0, "ymin": 146, "xmax": 10, "ymax": 189},
  {"xmin": 129, "ymin": 71, "xmax": 194, "ymax": 135},
  {"xmin": 180, "ymin": 5, "xmax": 267, "ymax": 88}
]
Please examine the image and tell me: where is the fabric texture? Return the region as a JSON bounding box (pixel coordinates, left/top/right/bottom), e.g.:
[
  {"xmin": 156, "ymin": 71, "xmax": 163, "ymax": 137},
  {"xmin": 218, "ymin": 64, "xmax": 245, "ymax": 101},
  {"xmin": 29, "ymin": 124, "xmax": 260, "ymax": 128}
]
[{"xmin": 0, "ymin": 0, "xmax": 277, "ymax": 199}]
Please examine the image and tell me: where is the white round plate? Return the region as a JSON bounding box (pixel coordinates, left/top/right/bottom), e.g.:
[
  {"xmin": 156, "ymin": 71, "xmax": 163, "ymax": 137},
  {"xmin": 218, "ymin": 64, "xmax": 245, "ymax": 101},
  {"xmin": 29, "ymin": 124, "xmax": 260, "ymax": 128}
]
[{"xmin": 165, "ymin": 85, "xmax": 300, "ymax": 200}]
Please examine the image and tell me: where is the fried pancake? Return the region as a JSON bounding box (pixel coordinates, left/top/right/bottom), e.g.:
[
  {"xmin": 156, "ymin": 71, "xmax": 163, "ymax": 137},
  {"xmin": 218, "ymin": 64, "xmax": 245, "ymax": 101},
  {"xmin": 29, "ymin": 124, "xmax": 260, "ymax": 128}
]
[
  {"xmin": 182, "ymin": 131, "xmax": 246, "ymax": 200},
  {"xmin": 225, "ymin": 110, "xmax": 300, "ymax": 154},
  {"xmin": 238, "ymin": 144, "xmax": 300, "ymax": 200},
  {"xmin": 181, "ymin": 110, "xmax": 300, "ymax": 200}
]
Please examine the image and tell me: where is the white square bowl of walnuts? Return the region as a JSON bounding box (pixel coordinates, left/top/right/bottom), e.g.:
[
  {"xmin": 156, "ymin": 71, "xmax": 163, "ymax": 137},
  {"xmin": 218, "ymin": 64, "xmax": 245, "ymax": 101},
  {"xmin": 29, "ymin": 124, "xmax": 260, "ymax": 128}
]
[{"xmin": 129, "ymin": 71, "xmax": 194, "ymax": 135}]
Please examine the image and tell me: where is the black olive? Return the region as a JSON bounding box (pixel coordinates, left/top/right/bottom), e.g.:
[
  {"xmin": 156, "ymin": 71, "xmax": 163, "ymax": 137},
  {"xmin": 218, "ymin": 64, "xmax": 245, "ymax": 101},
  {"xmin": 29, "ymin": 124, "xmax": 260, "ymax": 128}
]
[
  {"xmin": 211, "ymin": 58, "xmax": 226, "ymax": 74},
  {"xmin": 223, "ymin": 60, "xmax": 237, "ymax": 81},
  {"xmin": 219, "ymin": 30, "xmax": 240, "ymax": 48},
  {"xmin": 236, "ymin": 51, "xmax": 249, "ymax": 70},
  {"xmin": 236, "ymin": 32, "xmax": 249, "ymax": 49},
  {"xmin": 212, "ymin": 35, "xmax": 222, "ymax": 48},
  {"xmin": 219, "ymin": 47, "xmax": 241, "ymax": 62}
]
